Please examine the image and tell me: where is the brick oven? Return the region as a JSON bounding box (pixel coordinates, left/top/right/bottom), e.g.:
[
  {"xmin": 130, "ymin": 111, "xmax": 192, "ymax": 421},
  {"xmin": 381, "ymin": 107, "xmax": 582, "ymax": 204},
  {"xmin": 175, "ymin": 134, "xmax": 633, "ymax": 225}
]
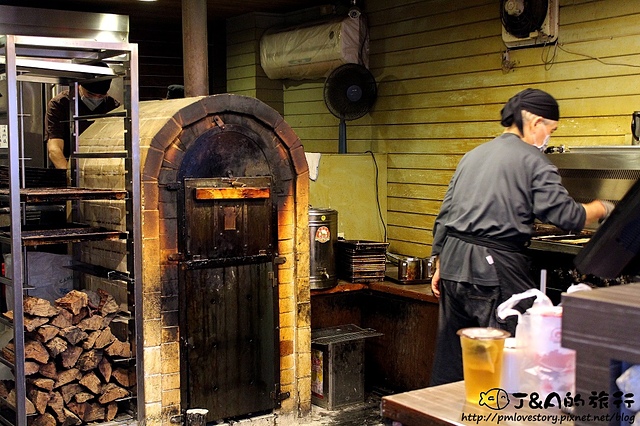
[{"xmin": 78, "ymin": 94, "xmax": 311, "ymax": 425}]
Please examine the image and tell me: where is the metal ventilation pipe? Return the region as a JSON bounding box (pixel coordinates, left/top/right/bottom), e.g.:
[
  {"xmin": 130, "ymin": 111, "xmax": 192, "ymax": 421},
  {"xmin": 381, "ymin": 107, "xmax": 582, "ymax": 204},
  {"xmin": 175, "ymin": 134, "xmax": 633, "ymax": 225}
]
[{"xmin": 182, "ymin": 0, "xmax": 209, "ymax": 97}]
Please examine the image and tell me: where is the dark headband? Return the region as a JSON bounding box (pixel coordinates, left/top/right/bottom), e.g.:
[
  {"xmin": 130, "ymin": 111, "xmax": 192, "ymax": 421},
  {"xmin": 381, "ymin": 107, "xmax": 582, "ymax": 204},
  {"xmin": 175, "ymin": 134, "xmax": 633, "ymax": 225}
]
[{"xmin": 500, "ymin": 88, "xmax": 560, "ymax": 133}]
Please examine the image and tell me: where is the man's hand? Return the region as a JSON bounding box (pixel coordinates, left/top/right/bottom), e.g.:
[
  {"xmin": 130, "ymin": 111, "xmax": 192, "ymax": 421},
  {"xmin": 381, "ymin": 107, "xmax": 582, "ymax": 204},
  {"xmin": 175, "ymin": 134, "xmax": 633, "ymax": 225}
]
[{"xmin": 431, "ymin": 263, "xmax": 441, "ymax": 298}]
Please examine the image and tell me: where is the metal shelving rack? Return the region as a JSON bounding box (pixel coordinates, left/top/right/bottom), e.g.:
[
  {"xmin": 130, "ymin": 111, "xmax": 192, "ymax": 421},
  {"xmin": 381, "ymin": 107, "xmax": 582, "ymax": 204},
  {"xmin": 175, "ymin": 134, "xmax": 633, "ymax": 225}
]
[{"xmin": 0, "ymin": 35, "xmax": 143, "ymax": 425}]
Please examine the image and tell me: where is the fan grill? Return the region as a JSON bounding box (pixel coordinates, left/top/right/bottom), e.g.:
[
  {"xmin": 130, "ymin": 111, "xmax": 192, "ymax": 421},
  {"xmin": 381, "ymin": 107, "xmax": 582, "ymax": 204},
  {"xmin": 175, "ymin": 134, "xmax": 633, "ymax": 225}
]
[
  {"xmin": 501, "ymin": 0, "xmax": 548, "ymax": 39},
  {"xmin": 324, "ymin": 63, "xmax": 377, "ymax": 121}
]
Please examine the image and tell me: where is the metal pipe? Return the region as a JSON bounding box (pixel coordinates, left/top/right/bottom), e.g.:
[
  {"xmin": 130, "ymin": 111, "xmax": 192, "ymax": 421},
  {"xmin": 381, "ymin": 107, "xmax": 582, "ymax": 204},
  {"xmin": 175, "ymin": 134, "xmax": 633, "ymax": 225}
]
[
  {"xmin": 182, "ymin": 0, "xmax": 209, "ymax": 97},
  {"xmin": 5, "ymin": 34, "xmax": 28, "ymax": 426}
]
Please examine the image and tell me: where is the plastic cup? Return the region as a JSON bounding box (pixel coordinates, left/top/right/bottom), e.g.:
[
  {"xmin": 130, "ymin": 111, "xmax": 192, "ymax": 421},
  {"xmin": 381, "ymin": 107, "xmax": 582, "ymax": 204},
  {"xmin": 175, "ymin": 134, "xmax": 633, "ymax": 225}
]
[{"xmin": 458, "ymin": 327, "xmax": 511, "ymax": 404}]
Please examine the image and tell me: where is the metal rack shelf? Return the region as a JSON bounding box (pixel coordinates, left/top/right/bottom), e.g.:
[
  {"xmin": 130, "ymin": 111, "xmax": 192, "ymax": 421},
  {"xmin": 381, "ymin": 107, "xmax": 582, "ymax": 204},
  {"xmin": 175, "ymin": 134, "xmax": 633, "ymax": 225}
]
[
  {"xmin": 0, "ymin": 35, "xmax": 129, "ymax": 85},
  {"xmin": 0, "ymin": 187, "xmax": 128, "ymax": 203},
  {"xmin": 0, "ymin": 411, "xmax": 14, "ymax": 426},
  {"xmin": 66, "ymin": 261, "xmax": 133, "ymax": 284},
  {"xmin": 0, "ymin": 224, "xmax": 127, "ymax": 246},
  {"xmin": 0, "ymin": 354, "xmax": 13, "ymax": 370},
  {"xmin": 0, "ymin": 34, "xmax": 143, "ymax": 425}
]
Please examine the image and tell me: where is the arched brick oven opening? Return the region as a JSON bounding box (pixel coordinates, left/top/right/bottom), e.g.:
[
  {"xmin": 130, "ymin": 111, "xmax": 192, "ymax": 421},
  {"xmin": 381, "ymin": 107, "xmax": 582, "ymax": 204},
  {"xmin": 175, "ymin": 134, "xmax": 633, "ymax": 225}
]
[{"xmin": 80, "ymin": 94, "xmax": 311, "ymax": 426}]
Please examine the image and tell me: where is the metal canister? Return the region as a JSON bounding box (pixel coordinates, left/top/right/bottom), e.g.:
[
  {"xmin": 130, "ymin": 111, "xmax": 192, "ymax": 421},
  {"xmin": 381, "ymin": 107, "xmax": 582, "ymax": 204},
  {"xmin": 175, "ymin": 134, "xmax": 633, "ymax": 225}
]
[{"xmin": 309, "ymin": 207, "xmax": 338, "ymax": 289}]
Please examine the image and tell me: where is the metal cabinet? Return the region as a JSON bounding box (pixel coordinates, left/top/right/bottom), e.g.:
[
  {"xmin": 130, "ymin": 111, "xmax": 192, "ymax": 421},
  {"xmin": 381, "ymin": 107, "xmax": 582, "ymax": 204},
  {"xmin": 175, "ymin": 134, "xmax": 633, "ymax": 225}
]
[{"xmin": 0, "ymin": 35, "xmax": 142, "ymax": 425}]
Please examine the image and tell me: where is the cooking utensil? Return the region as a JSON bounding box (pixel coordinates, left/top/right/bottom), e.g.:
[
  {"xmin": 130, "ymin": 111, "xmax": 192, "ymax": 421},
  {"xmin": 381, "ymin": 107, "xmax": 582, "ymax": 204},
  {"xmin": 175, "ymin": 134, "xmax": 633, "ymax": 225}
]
[
  {"xmin": 386, "ymin": 252, "xmax": 432, "ymax": 284},
  {"xmin": 387, "ymin": 252, "xmax": 422, "ymax": 281}
]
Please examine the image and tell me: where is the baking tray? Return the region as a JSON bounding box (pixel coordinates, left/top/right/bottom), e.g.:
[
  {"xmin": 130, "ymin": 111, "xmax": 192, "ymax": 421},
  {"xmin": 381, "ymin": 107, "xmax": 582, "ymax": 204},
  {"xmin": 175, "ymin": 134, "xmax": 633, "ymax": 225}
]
[{"xmin": 336, "ymin": 240, "xmax": 389, "ymax": 252}]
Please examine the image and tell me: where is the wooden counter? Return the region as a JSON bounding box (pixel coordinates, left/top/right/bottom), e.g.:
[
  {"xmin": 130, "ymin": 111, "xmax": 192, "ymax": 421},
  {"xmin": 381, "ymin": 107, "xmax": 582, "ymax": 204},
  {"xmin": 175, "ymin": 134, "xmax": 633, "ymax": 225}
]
[
  {"xmin": 382, "ymin": 381, "xmax": 572, "ymax": 426},
  {"xmin": 311, "ymin": 279, "xmax": 437, "ymax": 303},
  {"xmin": 311, "ymin": 280, "xmax": 439, "ymax": 391},
  {"xmin": 368, "ymin": 280, "xmax": 438, "ymax": 303}
]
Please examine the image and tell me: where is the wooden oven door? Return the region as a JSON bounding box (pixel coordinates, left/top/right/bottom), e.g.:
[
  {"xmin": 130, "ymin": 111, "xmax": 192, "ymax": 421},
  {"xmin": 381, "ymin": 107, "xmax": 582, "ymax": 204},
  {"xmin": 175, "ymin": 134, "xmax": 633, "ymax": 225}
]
[{"xmin": 179, "ymin": 177, "xmax": 279, "ymax": 421}]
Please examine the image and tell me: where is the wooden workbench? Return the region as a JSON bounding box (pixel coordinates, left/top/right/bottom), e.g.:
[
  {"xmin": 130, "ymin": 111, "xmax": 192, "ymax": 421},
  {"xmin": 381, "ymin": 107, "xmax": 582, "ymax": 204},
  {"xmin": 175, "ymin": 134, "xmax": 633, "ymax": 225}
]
[{"xmin": 381, "ymin": 381, "xmax": 573, "ymax": 426}]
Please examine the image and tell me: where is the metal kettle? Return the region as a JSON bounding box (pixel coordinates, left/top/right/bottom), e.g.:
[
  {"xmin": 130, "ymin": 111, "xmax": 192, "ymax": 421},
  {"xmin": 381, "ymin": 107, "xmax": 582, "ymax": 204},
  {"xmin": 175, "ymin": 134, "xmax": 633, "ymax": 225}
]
[
  {"xmin": 386, "ymin": 252, "xmax": 423, "ymax": 281},
  {"xmin": 422, "ymin": 256, "xmax": 435, "ymax": 280}
]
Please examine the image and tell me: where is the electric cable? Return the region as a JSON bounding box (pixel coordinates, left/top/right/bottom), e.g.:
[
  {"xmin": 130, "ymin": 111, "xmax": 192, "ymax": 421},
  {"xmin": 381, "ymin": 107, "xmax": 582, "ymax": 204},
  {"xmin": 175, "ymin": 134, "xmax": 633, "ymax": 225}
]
[
  {"xmin": 556, "ymin": 43, "xmax": 640, "ymax": 68},
  {"xmin": 365, "ymin": 150, "xmax": 387, "ymax": 243}
]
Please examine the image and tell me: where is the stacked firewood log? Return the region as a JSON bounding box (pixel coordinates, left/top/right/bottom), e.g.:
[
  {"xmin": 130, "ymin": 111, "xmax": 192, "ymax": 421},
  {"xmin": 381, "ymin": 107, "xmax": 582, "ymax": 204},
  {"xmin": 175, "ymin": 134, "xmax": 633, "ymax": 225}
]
[{"xmin": 0, "ymin": 289, "xmax": 135, "ymax": 425}]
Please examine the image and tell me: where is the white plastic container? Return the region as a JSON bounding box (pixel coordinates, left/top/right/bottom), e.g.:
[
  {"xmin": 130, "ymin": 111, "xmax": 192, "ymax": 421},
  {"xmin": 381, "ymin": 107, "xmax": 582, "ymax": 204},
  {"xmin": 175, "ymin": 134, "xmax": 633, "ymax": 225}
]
[{"xmin": 501, "ymin": 337, "xmax": 521, "ymax": 393}]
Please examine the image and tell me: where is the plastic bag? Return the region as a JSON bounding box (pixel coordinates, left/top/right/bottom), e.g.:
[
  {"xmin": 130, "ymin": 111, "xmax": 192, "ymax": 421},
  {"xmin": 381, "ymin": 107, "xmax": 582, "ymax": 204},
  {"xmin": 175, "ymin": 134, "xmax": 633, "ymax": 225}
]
[
  {"xmin": 616, "ymin": 365, "xmax": 640, "ymax": 413},
  {"xmin": 497, "ymin": 288, "xmax": 575, "ymax": 398}
]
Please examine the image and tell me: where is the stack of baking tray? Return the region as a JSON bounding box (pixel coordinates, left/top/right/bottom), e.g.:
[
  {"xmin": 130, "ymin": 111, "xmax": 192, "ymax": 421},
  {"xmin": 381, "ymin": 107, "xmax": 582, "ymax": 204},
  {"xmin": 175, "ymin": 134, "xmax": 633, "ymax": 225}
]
[
  {"xmin": 335, "ymin": 240, "xmax": 389, "ymax": 283},
  {"xmin": 0, "ymin": 166, "xmax": 67, "ymax": 188}
]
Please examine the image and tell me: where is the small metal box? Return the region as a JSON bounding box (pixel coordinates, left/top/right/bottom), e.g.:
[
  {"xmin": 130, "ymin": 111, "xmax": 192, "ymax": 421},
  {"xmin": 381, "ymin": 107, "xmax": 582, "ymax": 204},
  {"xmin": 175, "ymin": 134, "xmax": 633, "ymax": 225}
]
[{"xmin": 311, "ymin": 324, "xmax": 382, "ymax": 410}]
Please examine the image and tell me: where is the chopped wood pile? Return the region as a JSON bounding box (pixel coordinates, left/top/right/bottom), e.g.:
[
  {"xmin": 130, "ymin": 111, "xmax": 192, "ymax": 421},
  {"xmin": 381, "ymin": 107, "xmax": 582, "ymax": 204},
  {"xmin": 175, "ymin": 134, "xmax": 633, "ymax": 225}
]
[{"xmin": 0, "ymin": 289, "xmax": 135, "ymax": 425}]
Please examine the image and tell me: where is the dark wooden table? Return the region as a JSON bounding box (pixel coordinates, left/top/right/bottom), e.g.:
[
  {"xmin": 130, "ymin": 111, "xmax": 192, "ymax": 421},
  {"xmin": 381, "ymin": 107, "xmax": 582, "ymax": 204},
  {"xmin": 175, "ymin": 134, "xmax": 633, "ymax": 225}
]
[
  {"xmin": 311, "ymin": 280, "xmax": 440, "ymax": 390},
  {"xmin": 381, "ymin": 381, "xmax": 573, "ymax": 426}
]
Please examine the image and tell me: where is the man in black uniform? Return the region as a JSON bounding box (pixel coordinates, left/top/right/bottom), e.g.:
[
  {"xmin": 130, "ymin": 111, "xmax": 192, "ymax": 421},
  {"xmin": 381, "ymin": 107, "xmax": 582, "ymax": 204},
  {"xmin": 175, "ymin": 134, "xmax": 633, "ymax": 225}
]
[
  {"xmin": 45, "ymin": 65, "xmax": 120, "ymax": 169},
  {"xmin": 429, "ymin": 88, "xmax": 613, "ymax": 386}
]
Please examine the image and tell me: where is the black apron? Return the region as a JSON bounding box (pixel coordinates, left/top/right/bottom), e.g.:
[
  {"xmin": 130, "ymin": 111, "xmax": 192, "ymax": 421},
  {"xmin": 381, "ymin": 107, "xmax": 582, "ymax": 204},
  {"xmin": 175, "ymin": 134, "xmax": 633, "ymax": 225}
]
[{"xmin": 447, "ymin": 230, "xmax": 537, "ymax": 333}]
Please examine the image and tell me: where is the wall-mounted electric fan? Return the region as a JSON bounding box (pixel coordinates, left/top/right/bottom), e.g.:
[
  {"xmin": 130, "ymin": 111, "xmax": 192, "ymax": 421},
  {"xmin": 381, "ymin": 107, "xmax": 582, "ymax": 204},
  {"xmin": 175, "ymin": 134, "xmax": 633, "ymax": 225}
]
[{"xmin": 323, "ymin": 63, "xmax": 377, "ymax": 153}]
